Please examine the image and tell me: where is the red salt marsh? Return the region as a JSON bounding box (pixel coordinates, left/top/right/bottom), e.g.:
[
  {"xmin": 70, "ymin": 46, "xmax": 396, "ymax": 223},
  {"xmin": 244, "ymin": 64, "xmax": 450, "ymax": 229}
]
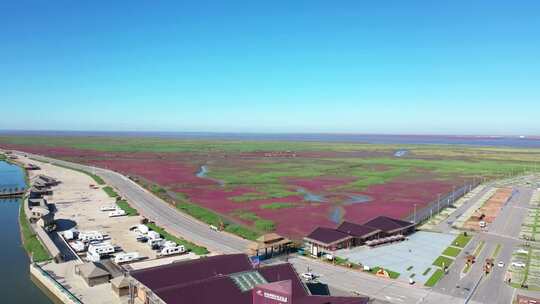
[
  {"xmin": 89, "ymin": 159, "xmax": 215, "ymax": 187},
  {"xmin": 285, "ymin": 176, "xmax": 356, "ymax": 192},
  {"xmin": 2, "ymin": 143, "xmax": 469, "ymax": 240},
  {"xmin": 342, "ymin": 180, "xmax": 455, "ymax": 224}
]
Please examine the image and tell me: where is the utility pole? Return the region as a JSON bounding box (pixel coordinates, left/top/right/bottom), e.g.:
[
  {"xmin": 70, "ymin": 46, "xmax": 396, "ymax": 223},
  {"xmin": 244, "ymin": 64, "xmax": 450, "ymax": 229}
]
[
  {"xmin": 414, "ymin": 204, "xmax": 417, "ymax": 224},
  {"xmin": 437, "ymin": 194, "xmax": 441, "ymax": 214}
]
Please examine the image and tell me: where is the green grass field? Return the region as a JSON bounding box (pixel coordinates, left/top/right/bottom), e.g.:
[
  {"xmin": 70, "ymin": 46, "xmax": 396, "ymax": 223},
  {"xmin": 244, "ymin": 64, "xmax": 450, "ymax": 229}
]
[
  {"xmin": 260, "ymin": 202, "xmax": 295, "ymax": 210},
  {"xmin": 116, "ymin": 199, "xmax": 138, "ymax": 216},
  {"xmin": 433, "ymin": 256, "xmax": 454, "ymax": 268},
  {"xmin": 425, "ymin": 269, "xmax": 445, "ymax": 287},
  {"xmin": 103, "ymin": 186, "xmax": 118, "ymax": 198},
  {"xmin": 452, "ymin": 234, "xmax": 472, "ymax": 248},
  {"xmin": 442, "ymin": 246, "xmax": 461, "ymax": 257},
  {"xmin": 19, "ymin": 204, "xmax": 51, "ymax": 262},
  {"xmin": 369, "ymin": 267, "xmax": 400, "ymax": 279}
]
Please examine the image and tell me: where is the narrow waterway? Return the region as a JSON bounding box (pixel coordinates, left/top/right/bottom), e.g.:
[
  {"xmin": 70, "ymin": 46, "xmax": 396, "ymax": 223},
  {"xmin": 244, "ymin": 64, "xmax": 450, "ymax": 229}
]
[{"xmin": 0, "ymin": 161, "xmax": 52, "ymax": 303}]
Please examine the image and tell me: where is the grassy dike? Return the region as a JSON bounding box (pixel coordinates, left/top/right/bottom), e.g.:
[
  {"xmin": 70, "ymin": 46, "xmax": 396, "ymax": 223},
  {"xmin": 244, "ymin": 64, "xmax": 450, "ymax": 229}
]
[
  {"xmin": 9, "ymin": 160, "xmax": 52, "ymax": 262},
  {"xmin": 19, "ymin": 202, "xmax": 51, "ymax": 262}
]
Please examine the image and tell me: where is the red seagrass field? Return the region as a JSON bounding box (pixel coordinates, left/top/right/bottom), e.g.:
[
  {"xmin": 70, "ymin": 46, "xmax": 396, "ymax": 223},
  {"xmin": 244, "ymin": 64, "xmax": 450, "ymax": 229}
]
[{"xmin": 0, "ymin": 136, "xmax": 533, "ymax": 239}]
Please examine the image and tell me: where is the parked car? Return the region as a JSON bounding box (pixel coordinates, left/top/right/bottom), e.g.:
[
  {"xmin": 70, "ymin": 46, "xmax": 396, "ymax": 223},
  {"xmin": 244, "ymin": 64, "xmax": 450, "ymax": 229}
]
[
  {"xmin": 512, "ymin": 262, "xmax": 526, "ymax": 268},
  {"xmin": 301, "ymin": 273, "xmax": 317, "ymax": 281}
]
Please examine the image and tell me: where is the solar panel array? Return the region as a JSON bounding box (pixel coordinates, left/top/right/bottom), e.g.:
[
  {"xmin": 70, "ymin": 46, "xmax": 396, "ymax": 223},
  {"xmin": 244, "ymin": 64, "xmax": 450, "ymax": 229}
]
[{"xmin": 230, "ymin": 271, "xmax": 268, "ymax": 292}]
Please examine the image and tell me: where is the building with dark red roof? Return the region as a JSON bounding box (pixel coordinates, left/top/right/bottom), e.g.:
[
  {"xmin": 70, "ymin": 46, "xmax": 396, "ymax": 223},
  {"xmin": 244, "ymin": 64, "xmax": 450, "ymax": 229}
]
[
  {"xmin": 363, "ymin": 216, "xmax": 415, "ymax": 236},
  {"xmin": 303, "ymin": 228, "xmax": 352, "ymax": 256},
  {"xmin": 336, "ymin": 222, "xmax": 381, "ymax": 246},
  {"xmin": 128, "ymin": 254, "xmax": 368, "ymax": 304},
  {"xmin": 303, "ymin": 216, "xmax": 415, "ymax": 256}
]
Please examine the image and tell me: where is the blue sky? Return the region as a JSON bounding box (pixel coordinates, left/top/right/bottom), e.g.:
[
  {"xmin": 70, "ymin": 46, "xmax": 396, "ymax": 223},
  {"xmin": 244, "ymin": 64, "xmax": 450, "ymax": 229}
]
[{"xmin": 1, "ymin": 1, "xmax": 539, "ymax": 135}]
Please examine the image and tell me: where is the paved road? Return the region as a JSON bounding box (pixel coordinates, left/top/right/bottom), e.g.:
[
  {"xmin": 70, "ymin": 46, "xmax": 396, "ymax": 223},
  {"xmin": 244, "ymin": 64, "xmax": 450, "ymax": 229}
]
[
  {"xmin": 17, "ymin": 152, "xmax": 253, "ymax": 254},
  {"xmin": 435, "ymin": 187, "xmax": 536, "ymax": 303},
  {"xmin": 277, "ymin": 256, "xmax": 483, "ymax": 304}
]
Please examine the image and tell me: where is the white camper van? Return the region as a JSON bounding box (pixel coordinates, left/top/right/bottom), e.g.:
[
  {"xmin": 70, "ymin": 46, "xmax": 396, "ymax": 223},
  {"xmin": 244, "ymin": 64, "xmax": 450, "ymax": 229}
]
[
  {"xmin": 159, "ymin": 245, "xmax": 186, "ymax": 256},
  {"xmin": 78, "ymin": 231, "xmax": 104, "ymax": 242},
  {"xmin": 109, "ymin": 209, "xmax": 127, "ymax": 217},
  {"xmin": 114, "ymin": 252, "xmax": 140, "ymax": 264}
]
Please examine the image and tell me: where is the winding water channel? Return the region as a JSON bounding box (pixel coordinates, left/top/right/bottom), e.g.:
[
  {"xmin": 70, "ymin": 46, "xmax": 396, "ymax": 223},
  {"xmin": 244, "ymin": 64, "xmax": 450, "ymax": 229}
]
[{"xmin": 0, "ymin": 161, "xmax": 52, "ymax": 303}]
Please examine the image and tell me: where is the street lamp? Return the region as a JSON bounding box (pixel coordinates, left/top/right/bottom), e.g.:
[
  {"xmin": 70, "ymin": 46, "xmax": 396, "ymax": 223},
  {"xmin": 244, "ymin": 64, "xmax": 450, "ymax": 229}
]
[{"xmin": 413, "ymin": 204, "xmax": 417, "ymax": 224}]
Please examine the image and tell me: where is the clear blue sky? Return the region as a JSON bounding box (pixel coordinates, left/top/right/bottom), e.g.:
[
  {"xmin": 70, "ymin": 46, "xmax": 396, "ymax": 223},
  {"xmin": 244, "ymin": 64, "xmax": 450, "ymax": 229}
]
[{"xmin": 1, "ymin": 1, "xmax": 539, "ymax": 135}]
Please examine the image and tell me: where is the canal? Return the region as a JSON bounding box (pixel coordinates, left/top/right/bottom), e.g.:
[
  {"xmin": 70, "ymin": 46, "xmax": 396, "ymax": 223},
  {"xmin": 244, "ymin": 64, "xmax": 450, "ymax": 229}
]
[{"xmin": 0, "ymin": 161, "xmax": 52, "ymax": 303}]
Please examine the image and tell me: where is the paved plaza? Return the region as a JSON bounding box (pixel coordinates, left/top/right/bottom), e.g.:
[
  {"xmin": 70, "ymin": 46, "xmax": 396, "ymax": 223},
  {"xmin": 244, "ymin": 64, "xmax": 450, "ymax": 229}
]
[{"xmin": 335, "ymin": 231, "xmax": 454, "ymax": 284}]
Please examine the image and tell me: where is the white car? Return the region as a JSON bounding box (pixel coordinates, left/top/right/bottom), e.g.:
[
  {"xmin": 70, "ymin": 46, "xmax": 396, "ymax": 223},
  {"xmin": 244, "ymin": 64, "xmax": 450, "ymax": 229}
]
[
  {"xmin": 301, "ymin": 273, "xmax": 316, "ymax": 281},
  {"xmin": 512, "ymin": 262, "xmax": 526, "ymax": 268},
  {"xmin": 497, "ymin": 261, "xmax": 504, "ymax": 268}
]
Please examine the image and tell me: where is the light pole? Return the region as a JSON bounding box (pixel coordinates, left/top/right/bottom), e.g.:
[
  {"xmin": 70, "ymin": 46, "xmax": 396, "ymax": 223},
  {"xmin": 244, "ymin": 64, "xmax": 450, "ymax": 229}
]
[
  {"xmin": 414, "ymin": 204, "xmax": 417, "ymax": 224},
  {"xmin": 437, "ymin": 194, "xmax": 441, "ymax": 214}
]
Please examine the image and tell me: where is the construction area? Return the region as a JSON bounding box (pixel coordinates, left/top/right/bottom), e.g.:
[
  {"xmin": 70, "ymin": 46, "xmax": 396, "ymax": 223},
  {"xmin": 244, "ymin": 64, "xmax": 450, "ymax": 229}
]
[{"xmin": 453, "ymin": 188, "xmax": 513, "ymax": 231}]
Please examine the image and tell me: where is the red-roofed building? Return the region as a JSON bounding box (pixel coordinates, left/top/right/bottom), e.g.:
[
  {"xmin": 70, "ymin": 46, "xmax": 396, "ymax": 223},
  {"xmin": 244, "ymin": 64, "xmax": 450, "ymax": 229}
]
[
  {"xmin": 303, "ymin": 216, "xmax": 415, "ymax": 255},
  {"xmin": 127, "ymin": 254, "xmax": 368, "ymax": 304}
]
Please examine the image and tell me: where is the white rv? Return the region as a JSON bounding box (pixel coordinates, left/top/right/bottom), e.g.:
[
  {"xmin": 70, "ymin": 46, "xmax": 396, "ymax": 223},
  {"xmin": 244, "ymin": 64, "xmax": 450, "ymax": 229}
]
[
  {"xmin": 100, "ymin": 205, "xmax": 118, "ymax": 212},
  {"xmin": 78, "ymin": 231, "xmax": 104, "ymax": 242},
  {"xmin": 135, "ymin": 224, "xmax": 149, "ymax": 234},
  {"xmin": 109, "ymin": 210, "xmax": 127, "ymax": 217},
  {"xmin": 70, "ymin": 241, "xmax": 86, "ymax": 253},
  {"xmin": 88, "ymin": 243, "xmax": 115, "ymax": 255},
  {"xmin": 148, "ymin": 238, "xmax": 164, "ymax": 249},
  {"xmin": 114, "ymin": 252, "xmax": 140, "ymax": 264},
  {"xmin": 159, "ymin": 245, "xmax": 186, "ymax": 256},
  {"xmin": 163, "ymin": 241, "xmax": 177, "ymax": 248},
  {"xmin": 147, "ymin": 231, "xmax": 160, "ymax": 240}
]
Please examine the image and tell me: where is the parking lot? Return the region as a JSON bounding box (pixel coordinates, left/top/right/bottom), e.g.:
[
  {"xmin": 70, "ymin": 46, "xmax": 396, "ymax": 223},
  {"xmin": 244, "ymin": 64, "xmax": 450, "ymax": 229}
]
[
  {"xmin": 335, "ymin": 231, "xmax": 455, "ymax": 284},
  {"xmin": 31, "ymin": 161, "xmax": 158, "ymax": 260}
]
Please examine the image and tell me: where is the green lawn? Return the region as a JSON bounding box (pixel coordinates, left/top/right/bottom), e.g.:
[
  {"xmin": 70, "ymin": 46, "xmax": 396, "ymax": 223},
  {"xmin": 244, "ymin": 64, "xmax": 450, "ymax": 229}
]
[
  {"xmin": 260, "ymin": 202, "xmax": 295, "ymax": 210},
  {"xmin": 103, "ymin": 186, "xmax": 118, "ymax": 198},
  {"xmin": 19, "ymin": 204, "xmax": 51, "ymax": 262},
  {"xmin": 146, "ymin": 223, "xmax": 208, "ymax": 255},
  {"xmin": 442, "ymin": 246, "xmax": 462, "ymax": 257},
  {"xmin": 224, "ymin": 224, "xmax": 259, "ymax": 241},
  {"xmin": 491, "ymin": 244, "xmax": 502, "ymax": 259},
  {"xmin": 425, "ymin": 269, "xmax": 445, "ymax": 287},
  {"xmin": 369, "ymin": 267, "xmax": 400, "ymax": 279},
  {"xmin": 452, "ymin": 234, "xmax": 472, "ymax": 248},
  {"xmin": 175, "ymin": 201, "xmax": 262, "ymax": 239},
  {"xmin": 116, "ymin": 199, "xmax": 138, "ymax": 216},
  {"xmin": 473, "ymin": 241, "xmax": 486, "ymax": 256},
  {"xmin": 433, "ymin": 256, "xmax": 454, "ymax": 268}
]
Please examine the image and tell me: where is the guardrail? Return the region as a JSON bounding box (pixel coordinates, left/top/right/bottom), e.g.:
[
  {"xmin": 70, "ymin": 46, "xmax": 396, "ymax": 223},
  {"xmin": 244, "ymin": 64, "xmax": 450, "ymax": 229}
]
[{"xmin": 32, "ymin": 263, "xmax": 83, "ymax": 304}]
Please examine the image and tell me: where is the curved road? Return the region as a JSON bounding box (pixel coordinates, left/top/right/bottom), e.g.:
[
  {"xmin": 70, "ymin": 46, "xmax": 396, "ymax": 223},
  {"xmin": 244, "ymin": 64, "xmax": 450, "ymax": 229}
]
[{"xmin": 17, "ymin": 151, "xmax": 253, "ymax": 254}]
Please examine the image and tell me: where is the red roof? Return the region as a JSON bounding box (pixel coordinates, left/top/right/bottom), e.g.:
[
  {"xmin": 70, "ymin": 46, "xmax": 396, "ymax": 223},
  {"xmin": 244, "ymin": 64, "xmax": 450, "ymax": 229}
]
[
  {"xmin": 305, "ymin": 227, "xmax": 351, "ymax": 245},
  {"xmin": 131, "ymin": 254, "xmax": 252, "ymax": 290},
  {"xmin": 337, "ymin": 222, "xmax": 380, "ymax": 238},
  {"xmin": 363, "ymin": 216, "xmax": 414, "ymax": 233},
  {"xmin": 130, "ymin": 254, "xmax": 369, "ymax": 304}
]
